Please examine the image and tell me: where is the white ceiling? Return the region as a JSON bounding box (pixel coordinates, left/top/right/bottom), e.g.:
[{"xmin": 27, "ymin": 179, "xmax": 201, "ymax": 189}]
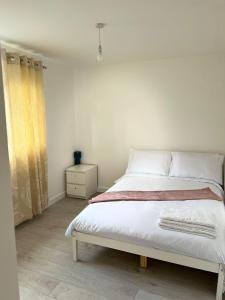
[{"xmin": 0, "ymin": 0, "xmax": 225, "ymax": 66}]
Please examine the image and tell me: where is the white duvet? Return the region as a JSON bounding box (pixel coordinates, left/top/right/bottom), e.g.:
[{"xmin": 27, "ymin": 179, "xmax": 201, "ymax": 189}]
[{"xmin": 65, "ymin": 174, "xmax": 225, "ymax": 264}]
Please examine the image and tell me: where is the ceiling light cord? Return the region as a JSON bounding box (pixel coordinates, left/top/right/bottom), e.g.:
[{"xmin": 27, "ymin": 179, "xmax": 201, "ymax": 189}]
[
  {"xmin": 98, "ymin": 27, "xmax": 101, "ymax": 46},
  {"xmin": 98, "ymin": 28, "xmax": 102, "ymax": 55}
]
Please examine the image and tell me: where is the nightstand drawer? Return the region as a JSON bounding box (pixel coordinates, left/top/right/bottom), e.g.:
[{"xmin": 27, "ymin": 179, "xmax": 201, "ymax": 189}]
[
  {"xmin": 66, "ymin": 172, "xmax": 86, "ymax": 184},
  {"xmin": 67, "ymin": 184, "xmax": 86, "ymax": 197}
]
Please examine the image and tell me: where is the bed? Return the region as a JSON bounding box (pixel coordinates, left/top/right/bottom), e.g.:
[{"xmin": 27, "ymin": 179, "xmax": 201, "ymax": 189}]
[{"xmin": 66, "ymin": 150, "xmax": 225, "ymax": 300}]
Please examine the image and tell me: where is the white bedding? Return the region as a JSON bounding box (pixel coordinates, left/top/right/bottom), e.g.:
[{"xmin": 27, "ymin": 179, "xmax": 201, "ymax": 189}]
[{"xmin": 65, "ymin": 174, "xmax": 225, "ymax": 264}]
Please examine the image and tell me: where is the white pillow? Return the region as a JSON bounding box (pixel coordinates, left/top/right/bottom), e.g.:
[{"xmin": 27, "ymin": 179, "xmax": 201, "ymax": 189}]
[
  {"xmin": 126, "ymin": 149, "xmax": 171, "ymax": 176},
  {"xmin": 170, "ymin": 152, "xmax": 224, "ymax": 185}
]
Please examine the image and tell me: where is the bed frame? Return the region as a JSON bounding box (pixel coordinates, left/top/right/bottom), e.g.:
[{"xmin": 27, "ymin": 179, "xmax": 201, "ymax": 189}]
[{"xmin": 72, "ymin": 231, "xmax": 224, "ymax": 300}]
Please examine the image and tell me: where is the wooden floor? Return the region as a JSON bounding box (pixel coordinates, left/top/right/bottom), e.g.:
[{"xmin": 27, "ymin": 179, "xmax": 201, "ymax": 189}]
[{"xmin": 16, "ymin": 198, "xmax": 222, "ymax": 300}]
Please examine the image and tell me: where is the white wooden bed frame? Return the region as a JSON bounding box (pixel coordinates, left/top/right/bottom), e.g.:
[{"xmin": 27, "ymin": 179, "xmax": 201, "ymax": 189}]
[
  {"xmin": 72, "ymin": 231, "xmax": 225, "ymax": 300},
  {"xmin": 71, "ymin": 158, "xmax": 225, "ymax": 299}
]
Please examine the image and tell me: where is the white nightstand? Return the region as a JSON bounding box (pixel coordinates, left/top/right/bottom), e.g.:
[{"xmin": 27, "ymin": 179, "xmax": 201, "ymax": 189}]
[{"xmin": 66, "ymin": 164, "xmax": 97, "ymax": 199}]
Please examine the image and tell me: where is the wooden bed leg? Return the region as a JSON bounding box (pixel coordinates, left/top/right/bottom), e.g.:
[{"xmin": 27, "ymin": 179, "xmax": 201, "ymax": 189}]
[
  {"xmin": 216, "ymin": 264, "xmax": 224, "ymax": 300},
  {"xmin": 73, "ymin": 238, "xmax": 78, "ymax": 262},
  {"xmin": 140, "ymin": 256, "xmax": 148, "ymax": 269}
]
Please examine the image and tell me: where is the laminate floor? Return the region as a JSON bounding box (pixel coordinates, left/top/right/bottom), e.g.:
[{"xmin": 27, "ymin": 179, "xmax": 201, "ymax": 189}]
[{"xmin": 16, "ymin": 198, "xmax": 222, "ymax": 300}]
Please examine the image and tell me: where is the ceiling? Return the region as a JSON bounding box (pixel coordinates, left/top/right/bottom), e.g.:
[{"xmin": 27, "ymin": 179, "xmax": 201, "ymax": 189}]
[{"xmin": 0, "ymin": 0, "xmax": 225, "ymax": 66}]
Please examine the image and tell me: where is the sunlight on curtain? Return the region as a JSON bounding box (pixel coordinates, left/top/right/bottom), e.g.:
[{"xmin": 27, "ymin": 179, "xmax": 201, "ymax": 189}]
[{"xmin": 1, "ymin": 49, "xmax": 48, "ymax": 225}]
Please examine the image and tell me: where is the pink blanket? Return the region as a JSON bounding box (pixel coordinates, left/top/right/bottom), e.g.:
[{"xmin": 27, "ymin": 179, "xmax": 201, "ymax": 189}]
[{"xmin": 89, "ymin": 188, "xmax": 222, "ymax": 204}]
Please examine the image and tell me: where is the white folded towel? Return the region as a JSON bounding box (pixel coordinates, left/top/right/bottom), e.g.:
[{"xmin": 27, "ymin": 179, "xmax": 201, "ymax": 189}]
[{"xmin": 159, "ymin": 207, "xmax": 216, "ymax": 239}]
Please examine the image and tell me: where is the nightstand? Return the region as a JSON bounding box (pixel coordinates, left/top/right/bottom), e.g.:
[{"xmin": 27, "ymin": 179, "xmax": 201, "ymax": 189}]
[{"xmin": 66, "ymin": 164, "xmax": 97, "ymax": 199}]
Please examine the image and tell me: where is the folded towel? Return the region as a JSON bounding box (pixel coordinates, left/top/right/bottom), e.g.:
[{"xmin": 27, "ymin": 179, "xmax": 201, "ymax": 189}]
[
  {"xmin": 159, "ymin": 222, "xmax": 216, "ymax": 239},
  {"xmin": 160, "ymin": 219, "xmax": 216, "ymax": 234},
  {"xmin": 160, "ymin": 207, "xmax": 216, "ymax": 228},
  {"xmin": 159, "ymin": 207, "xmax": 216, "ymax": 239}
]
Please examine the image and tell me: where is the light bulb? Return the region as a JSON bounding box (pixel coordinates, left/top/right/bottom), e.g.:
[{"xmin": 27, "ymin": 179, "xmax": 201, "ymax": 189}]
[
  {"xmin": 97, "ymin": 53, "xmax": 103, "ymax": 62},
  {"xmin": 97, "ymin": 44, "xmax": 103, "ymax": 62}
]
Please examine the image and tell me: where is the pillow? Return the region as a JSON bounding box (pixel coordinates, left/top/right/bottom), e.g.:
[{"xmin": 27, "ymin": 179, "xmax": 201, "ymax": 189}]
[
  {"xmin": 126, "ymin": 149, "xmax": 171, "ymax": 176},
  {"xmin": 170, "ymin": 152, "xmax": 224, "ymax": 185}
]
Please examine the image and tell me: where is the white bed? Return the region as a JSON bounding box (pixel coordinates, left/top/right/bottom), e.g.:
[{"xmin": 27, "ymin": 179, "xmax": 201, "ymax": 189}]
[
  {"xmin": 66, "ymin": 174, "xmax": 225, "ymax": 263},
  {"xmin": 66, "ymin": 151, "xmax": 225, "ymax": 300}
]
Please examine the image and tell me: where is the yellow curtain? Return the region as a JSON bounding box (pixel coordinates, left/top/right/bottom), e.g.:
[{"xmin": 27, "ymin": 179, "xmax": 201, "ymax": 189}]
[{"xmin": 1, "ymin": 50, "xmax": 48, "ymax": 226}]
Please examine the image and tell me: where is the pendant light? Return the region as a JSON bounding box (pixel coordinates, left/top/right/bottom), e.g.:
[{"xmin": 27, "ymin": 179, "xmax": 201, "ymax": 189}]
[{"xmin": 96, "ymin": 23, "xmax": 106, "ymax": 62}]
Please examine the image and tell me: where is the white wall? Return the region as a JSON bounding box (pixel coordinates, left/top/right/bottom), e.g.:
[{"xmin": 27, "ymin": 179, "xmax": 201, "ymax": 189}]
[
  {"xmin": 74, "ymin": 55, "xmax": 225, "ymax": 189},
  {"xmin": 0, "ymin": 52, "xmax": 19, "ymax": 300},
  {"xmin": 44, "ymin": 61, "xmax": 76, "ymax": 204}
]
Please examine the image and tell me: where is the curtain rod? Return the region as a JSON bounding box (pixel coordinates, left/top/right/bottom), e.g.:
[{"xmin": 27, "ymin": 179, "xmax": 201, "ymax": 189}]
[
  {"xmin": 0, "ymin": 41, "xmax": 47, "ymax": 70},
  {"xmin": 6, "ymin": 53, "xmax": 47, "ymax": 70}
]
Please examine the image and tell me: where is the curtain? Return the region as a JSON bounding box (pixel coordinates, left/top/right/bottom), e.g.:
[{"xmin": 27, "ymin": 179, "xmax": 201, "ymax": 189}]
[{"xmin": 1, "ymin": 49, "xmax": 48, "ymax": 226}]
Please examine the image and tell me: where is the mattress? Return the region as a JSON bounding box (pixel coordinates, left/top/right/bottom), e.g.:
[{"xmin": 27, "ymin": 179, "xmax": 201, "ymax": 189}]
[{"xmin": 65, "ymin": 174, "xmax": 225, "ymax": 264}]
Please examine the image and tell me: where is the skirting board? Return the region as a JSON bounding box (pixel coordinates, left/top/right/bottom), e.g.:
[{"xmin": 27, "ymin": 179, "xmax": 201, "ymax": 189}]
[
  {"xmin": 48, "ymin": 188, "xmax": 106, "ymax": 207},
  {"xmin": 97, "ymin": 186, "xmax": 109, "ymax": 193},
  {"xmin": 48, "ymin": 191, "xmax": 65, "ymax": 207}
]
